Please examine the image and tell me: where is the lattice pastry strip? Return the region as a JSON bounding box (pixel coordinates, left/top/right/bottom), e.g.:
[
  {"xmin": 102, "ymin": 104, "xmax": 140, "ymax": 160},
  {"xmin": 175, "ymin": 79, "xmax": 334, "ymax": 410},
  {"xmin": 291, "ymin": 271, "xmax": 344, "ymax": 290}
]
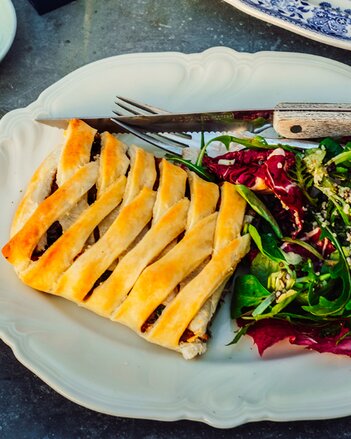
[
  {"xmin": 186, "ymin": 182, "xmax": 248, "ymax": 341},
  {"xmin": 10, "ymin": 145, "xmax": 61, "ymax": 238},
  {"xmin": 120, "ymin": 144, "xmax": 156, "ymax": 208},
  {"xmin": 147, "ymin": 183, "xmax": 250, "ymax": 358},
  {"xmin": 56, "ymin": 118, "xmax": 97, "ymax": 185},
  {"xmin": 96, "ymin": 132, "xmax": 129, "ymax": 198},
  {"xmin": 148, "ymin": 234, "xmax": 250, "ymax": 350},
  {"xmin": 186, "ymin": 171, "xmax": 219, "ymax": 231},
  {"xmin": 54, "ymin": 187, "xmax": 156, "ymax": 302},
  {"xmin": 85, "ymin": 158, "xmax": 189, "ymax": 317},
  {"xmin": 20, "ymin": 176, "xmax": 127, "ymax": 292},
  {"xmin": 3, "ymin": 161, "xmax": 99, "ymax": 273},
  {"xmin": 2, "ymin": 119, "xmax": 250, "ymax": 360},
  {"xmin": 55, "ymin": 119, "xmax": 98, "ymax": 235},
  {"xmin": 113, "ymin": 213, "xmax": 218, "ymax": 330}
]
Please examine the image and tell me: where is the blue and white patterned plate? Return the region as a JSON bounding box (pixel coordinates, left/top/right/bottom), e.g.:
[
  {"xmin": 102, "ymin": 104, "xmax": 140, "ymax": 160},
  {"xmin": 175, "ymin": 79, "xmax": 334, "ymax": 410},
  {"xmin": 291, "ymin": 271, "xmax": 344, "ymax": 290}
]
[{"xmin": 224, "ymin": 0, "xmax": 351, "ymax": 50}]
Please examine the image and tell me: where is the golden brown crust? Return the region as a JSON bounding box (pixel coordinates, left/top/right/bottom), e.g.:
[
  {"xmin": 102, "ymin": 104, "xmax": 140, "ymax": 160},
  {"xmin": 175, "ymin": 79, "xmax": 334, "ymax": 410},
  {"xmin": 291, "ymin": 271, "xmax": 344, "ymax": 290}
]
[
  {"xmin": 85, "ymin": 197, "xmax": 190, "ymax": 317},
  {"xmin": 214, "ymin": 182, "xmax": 247, "ymax": 252},
  {"xmin": 186, "ymin": 171, "xmax": 219, "ymax": 231},
  {"xmin": 53, "ymin": 187, "xmax": 156, "ymax": 302},
  {"xmin": 2, "ymin": 161, "xmax": 99, "ymax": 271},
  {"xmin": 56, "ymin": 119, "xmax": 97, "ymax": 185},
  {"xmin": 147, "ymin": 234, "xmax": 250, "ymax": 349},
  {"xmin": 152, "ymin": 159, "xmax": 187, "ymax": 224},
  {"xmin": 20, "ymin": 176, "xmax": 127, "ymax": 292},
  {"xmin": 121, "ymin": 145, "xmax": 156, "ymax": 207},
  {"xmin": 96, "ymin": 132, "xmax": 129, "ymax": 197},
  {"xmin": 2, "ymin": 120, "xmax": 250, "ymax": 359},
  {"xmin": 112, "ymin": 213, "xmax": 218, "ymax": 331},
  {"xmin": 11, "ymin": 146, "xmax": 61, "ymax": 238}
]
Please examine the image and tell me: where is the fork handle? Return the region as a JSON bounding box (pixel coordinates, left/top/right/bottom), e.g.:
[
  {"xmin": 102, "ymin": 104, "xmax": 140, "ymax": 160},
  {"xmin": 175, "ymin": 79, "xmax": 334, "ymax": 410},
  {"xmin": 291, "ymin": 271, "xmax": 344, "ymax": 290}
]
[{"xmin": 273, "ymin": 103, "xmax": 351, "ymax": 139}]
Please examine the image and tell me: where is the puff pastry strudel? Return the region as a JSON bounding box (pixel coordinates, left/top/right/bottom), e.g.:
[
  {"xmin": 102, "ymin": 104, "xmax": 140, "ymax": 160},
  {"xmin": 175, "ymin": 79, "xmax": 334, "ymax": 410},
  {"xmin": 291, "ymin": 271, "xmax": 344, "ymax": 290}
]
[{"xmin": 2, "ymin": 119, "xmax": 250, "ymax": 359}]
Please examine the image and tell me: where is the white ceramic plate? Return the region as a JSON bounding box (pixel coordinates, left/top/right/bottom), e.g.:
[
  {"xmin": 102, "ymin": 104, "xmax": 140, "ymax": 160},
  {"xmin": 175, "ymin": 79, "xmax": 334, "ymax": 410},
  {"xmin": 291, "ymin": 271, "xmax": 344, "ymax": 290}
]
[
  {"xmin": 1, "ymin": 48, "xmax": 351, "ymax": 428},
  {"xmin": 0, "ymin": 0, "xmax": 16, "ymax": 62},
  {"xmin": 224, "ymin": 0, "xmax": 351, "ymax": 50}
]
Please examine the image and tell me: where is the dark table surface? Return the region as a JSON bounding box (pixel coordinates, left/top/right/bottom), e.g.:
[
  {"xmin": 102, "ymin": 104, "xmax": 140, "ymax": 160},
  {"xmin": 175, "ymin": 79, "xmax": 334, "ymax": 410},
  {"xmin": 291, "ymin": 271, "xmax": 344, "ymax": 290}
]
[{"xmin": 1, "ymin": 0, "xmax": 351, "ymax": 438}]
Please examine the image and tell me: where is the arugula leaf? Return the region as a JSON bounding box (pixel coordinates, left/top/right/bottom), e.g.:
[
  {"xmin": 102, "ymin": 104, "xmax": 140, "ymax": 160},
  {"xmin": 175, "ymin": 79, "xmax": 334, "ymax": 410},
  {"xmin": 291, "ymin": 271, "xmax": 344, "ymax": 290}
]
[
  {"xmin": 252, "ymin": 292, "xmax": 277, "ymax": 317},
  {"xmin": 248, "ymin": 224, "xmax": 286, "ymax": 263},
  {"xmin": 205, "ymin": 134, "xmax": 296, "ymax": 153},
  {"xmin": 227, "ymin": 324, "xmax": 252, "ymax": 346},
  {"xmin": 236, "ymin": 185, "xmax": 283, "ymax": 238},
  {"xmin": 253, "ymin": 290, "xmax": 300, "ymax": 320},
  {"xmin": 206, "ymin": 134, "xmax": 271, "ymax": 150},
  {"xmin": 165, "ymin": 154, "xmax": 215, "ymax": 182},
  {"xmin": 327, "ymin": 142, "xmax": 351, "ymax": 167}
]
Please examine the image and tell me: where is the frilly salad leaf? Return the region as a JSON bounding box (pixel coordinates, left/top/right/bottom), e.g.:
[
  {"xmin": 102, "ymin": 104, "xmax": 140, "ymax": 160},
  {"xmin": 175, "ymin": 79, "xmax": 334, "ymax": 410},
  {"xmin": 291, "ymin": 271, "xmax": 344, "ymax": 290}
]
[
  {"xmin": 303, "ymin": 225, "xmax": 351, "ymax": 316},
  {"xmin": 303, "ymin": 148, "xmax": 351, "ymax": 226}
]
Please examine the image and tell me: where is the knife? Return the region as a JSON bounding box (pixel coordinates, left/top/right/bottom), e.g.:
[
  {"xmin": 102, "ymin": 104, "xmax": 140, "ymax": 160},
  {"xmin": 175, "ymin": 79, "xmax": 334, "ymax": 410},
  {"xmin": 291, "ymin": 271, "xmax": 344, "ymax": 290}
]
[{"xmin": 36, "ymin": 102, "xmax": 351, "ymax": 139}]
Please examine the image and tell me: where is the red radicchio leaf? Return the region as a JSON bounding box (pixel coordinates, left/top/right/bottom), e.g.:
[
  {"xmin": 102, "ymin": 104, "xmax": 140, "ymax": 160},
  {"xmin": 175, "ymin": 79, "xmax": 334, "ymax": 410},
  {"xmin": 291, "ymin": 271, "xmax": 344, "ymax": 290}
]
[
  {"xmin": 203, "ymin": 149, "xmax": 269, "ymax": 189},
  {"xmin": 282, "ymin": 227, "xmax": 335, "ymax": 260},
  {"xmin": 244, "ymin": 319, "xmax": 351, "ymax": 357},
  {"xmin": 203, "ymin": 148, "xmax": 305, "ymax": 235},
  {"xmin": 256, "ymin": 149, "xmax": 304, "ymax": 235},
  {"xmin": 304, "ymin": 227, "xmax": 335, "ymax": 257}
]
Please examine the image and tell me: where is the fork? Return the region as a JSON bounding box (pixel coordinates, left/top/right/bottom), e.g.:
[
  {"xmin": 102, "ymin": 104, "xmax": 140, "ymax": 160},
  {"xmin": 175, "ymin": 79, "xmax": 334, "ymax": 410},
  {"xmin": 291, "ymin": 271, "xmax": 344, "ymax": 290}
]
[
  {"xmin": 111, "ymin": 96, "xmax": 320, "ymax": 154},
  {"xmin": 112, "ymin": 96, "xmax": 195, "ymax": 156}
]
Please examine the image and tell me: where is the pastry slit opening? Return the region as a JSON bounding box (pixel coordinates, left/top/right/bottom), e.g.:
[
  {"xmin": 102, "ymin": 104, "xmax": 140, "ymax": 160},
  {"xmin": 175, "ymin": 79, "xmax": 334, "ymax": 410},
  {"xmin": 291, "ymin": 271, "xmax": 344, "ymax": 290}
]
[
  {"xmin": 31, "ymin": 220, "xmax": 63, "ymax": 261},
  {"xmin": 83, "ymin": 269, "xmax": 113, "ymax": 301},
  {"xmin": 153, "ymin": 158, "xmax": 161, "ymax": 191},
  {"xmin": 141, "ymin": 304, "xmax": 166, "ymax": 333},
  {"xmin": 90, "ymin": 133, "xmax": 101, "ymax": 161}
]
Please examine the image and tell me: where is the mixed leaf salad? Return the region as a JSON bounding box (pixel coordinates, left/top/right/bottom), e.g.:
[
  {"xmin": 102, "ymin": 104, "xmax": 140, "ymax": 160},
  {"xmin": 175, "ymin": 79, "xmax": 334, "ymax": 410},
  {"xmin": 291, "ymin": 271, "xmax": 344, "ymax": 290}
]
[{"xmin": 168, "ymin": 133, "xmax": 351, "ymax": 357}]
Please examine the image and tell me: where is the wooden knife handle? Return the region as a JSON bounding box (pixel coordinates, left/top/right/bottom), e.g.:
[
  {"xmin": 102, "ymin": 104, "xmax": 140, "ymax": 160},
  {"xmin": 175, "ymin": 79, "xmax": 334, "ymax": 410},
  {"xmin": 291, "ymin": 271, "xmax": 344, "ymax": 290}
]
[{"xmin": 273, "ymin": 103, "xmax": 351, "ymax": 139}]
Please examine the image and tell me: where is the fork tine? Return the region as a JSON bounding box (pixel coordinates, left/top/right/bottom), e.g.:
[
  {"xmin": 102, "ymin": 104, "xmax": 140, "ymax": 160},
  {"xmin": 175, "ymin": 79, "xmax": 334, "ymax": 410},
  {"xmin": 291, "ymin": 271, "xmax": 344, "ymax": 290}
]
[
  {"xmin": 112, "ymin": 110, "xmax": 124, "ymax": 117},
  {"xmin": 114, "ymin": 97, "xmax": 192, "ymax": 140},
  {"xmin": 116, "ymin": 96, "xmax": 167, "ymax": 115},
  {"xmin": 114, "ymin": 101, "xmax": 140, "ymax": 116},
  {"xmin": 113, "ymin": 109, "xmax": 191, "ymax": 148},
  {"xmin": 111, "ymin": 118, "xmax": 184, "ymax": 156}
]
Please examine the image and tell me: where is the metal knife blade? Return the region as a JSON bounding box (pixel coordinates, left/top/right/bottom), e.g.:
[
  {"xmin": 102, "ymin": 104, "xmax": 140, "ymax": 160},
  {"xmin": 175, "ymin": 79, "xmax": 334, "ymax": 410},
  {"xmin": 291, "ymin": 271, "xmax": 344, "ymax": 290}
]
[
  {"xmin": 36, "ymin": 109, "xmax": 274, "ymax": 134},
  {"xmin": 36, "ymin": 102, "xmax": 351, "ymax": 139},
  {"xmin": 113, "ymin": 109, "xmax": 274, "ymax": 133},
  {"xmin": 36, "ymin": 117, "xmax": 127, "ymax": 133}
]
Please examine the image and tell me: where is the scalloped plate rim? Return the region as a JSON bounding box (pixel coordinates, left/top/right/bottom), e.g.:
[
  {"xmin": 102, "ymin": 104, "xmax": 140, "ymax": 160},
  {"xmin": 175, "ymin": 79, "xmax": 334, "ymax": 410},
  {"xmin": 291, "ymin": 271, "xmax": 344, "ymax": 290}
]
[{"xmin": 2, "ymin": 47, "xmax": 351, "ymax": 428}]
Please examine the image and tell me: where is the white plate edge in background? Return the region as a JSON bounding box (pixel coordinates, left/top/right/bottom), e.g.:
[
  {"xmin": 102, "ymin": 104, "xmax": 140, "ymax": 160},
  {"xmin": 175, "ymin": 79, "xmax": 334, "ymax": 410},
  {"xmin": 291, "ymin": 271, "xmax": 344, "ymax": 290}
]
[{"xmin": 0, "ymin": 0, "xmax": 16, "ymax": 62}]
